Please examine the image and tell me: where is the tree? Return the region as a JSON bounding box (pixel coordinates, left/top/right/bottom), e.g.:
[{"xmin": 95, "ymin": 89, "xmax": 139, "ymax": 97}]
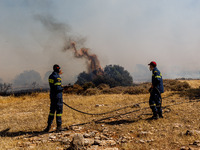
[
  {"xmin": 75, "ymin": 65, "xmax": 133, "ymax": 87},
  {"xmin": 75, "ymin": 72, "xmax": 92, "ymax": 85},
  {"xmin": 0, "ymin": 83, "xmax": 12, "ymax": 93},
  {"xmin": 97, "ymin": 65, "xmax": 133, "ymax": 87}
]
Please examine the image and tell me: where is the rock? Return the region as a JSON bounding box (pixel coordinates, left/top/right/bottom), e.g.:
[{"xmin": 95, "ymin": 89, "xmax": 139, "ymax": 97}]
[
  {"xmin": 193, "ymin": 141, "xmax": 200, "ymax": 146},
  {"xmin": 100, "ymin": 134, "xmax": 109, "ymax": 140},
  {"xmin": 84, "ymin": 132, "xmax": 96, "ymax": 138},
  {"xmin": 71, "ymin": 126, "xmax": 83, "ymax": 131},
  {"xmin": 147, "ymin": 139, "xmax": 154, "ymax": 143},
  {"xmin": 41, "ymin": 140, "xmax": 48, "ymax": 143},
  {"xmin": 139, "ymin": 140, "xmax": 145, "ymax": 143},
  {"xmin": 94, "ymin": 136, "xmax": 100, "ymax": 140},
  {"xmin": 87, "ymin": 145, "xmax": 99, "ymax": 150},
  {"xmin": 71, "ymin": 134, "xmax": 85, "ymax": 150},
  {"xmin": 106, "ymin": 140, "xmax": 116, "ymax": 146},
  {"xmin": 121, "ymin": 139, "xmax": 127, "ymax": 143},
  {"xmin": 137, "ymin": 131, "xmax": 152, "ymax": 137},
  {"xmin": 49, "ymin": 135, "xmax": 56, "ymax": 139},
  {"xmin": 64, "ymin": 145, "xmax": 71, "ymax": 149},
  {"xmin": 94, "ymin": 140, "xmax": 101, "ymax": 145},
  {"xmin": 61, "ymin": 138, "xmax": 71, "ymax": 145},
  {"xmin": 173, "ymin": 123, "xmax": 183, "ymax": 129},
  {"xmin": 84, "ymin": 138, "xmax": 94, "ymax": 146},
  {"xmin": 132, "ymin": 104, "xmax": 140, "ymax": 108},
  {"xmin": 180, "ymin": 146, "xmax": 187, "ymax": 150},
  {"xmin": 63, "ymin": 132, "xmax": 71, "ymax": 137},
  {"xmin": 83, "ymin": 133, "xmax": 91, "ymax": 138},
  {"xmin": 94, "ymin": 140, "xmax": 107, "ymax": 146},
  {"xmin": 95, "ymin": 104, "xmax": 104, "ymax": 107},
  {"xmin": 99, "ymin": 140, "xmax": 107, "ymax": 146},
  {"xmin": 28, "ymin": 144, "xmax": 36, "ymax": 149},
  {"xmin": 186, "ymin": 130, "xmax": 200, "ymax": 136}
]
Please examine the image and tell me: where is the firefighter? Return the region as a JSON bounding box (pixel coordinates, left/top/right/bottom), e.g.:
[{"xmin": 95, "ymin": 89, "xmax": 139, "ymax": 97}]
[
  {"xmin": 44, "ymin": 64, "xmax": 64, "ymax": 132},
  {"xmin": 148, "ymin": 61, "xmax": 164, "ymax": 119}
]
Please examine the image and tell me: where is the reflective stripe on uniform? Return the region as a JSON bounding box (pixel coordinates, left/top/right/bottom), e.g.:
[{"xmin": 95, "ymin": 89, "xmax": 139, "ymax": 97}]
[
  {"xmin": 56, "ymin": 114, "xmax": 62, "ymax": 117},
  {"xmin": 57, "ymin": 78, "xmax": 62, "ymax": 81},
  {"xmin": 150, "ymin": 104, "xmax": 156, "ymax": 107},
  {"xmin": 54, "ymin": 82, "xmax": 61, "ymax": 86},
  {"xmin": 49, "ymin": 79, "xmax": 54, "ymax": 83},
  {"xmin": 49, "ymin": 113, "xmax": 54, "ymax": 116},
  {"xmin": 155, "ymin": 75, "xmax": 161, "ymax": 78}
]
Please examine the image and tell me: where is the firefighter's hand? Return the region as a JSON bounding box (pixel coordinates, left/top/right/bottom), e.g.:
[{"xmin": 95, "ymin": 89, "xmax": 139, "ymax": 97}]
[{"xmin": 149, "ymin": 87, "xmax": 153, "ymax": 93}]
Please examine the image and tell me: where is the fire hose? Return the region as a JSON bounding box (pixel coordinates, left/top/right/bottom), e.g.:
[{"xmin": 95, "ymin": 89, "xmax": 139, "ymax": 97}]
[
  {"xmin": 63, "ymin": 87, "xmax": 168, "ymax": 116},
  {"xmin": 63, "ymin": 101, "xmax": 147, "ymax": 116},
  {"xmin": 63, "ymin": 98, "xmax": 200, "ymax": 116}
]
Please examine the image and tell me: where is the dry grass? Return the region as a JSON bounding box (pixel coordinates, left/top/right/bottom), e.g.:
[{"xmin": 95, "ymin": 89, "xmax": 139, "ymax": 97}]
[
  {"xmin": 1, "ymin": 82, "xmax": 200, "ymax": 149},
  {"xmin": 180, "ymin": 80, "xmax": 200, "ymax": 89}
]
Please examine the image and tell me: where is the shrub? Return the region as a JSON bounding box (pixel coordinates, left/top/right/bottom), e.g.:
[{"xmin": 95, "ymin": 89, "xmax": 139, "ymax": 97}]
[
  {"xmin": 97, "ymin": 84, "xmax": 110, "ymax": 90},
  {"xmin": 64, "ymin": 84, "xmax": 84, "ymax": 94},
  {"xmin": 163, "ymin": 80, "xmax": 190, "ymax": 91},
  {"xmin": 82, "ymin": 82, "xmax": 95, "ymax": 90},
  {"xmin": 123, "ymin": 86, "xmax": 148, "ymax": 95},
  {"xmin": 83, "ymin": 88, "xmax": 101, "ymax": 96}
]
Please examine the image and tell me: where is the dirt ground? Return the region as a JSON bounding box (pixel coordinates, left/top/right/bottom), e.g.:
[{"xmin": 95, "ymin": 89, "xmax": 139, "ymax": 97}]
[{"xmin": 0, "ymin": 80, "xmax": 200, "ymax": 150}]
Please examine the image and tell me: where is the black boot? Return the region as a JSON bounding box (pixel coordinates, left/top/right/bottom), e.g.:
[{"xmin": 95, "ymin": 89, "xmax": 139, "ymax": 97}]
[
  {"xmin": 56, "ymin": 125, "xmax": 63, "ymax": 132},
  {"xmin": 151, "ymin": 113, "xmax": 159, "ymax": 120},
  {"xmin": 43, "ymin": 125, "xmax": 51, "ymax": 132},
  {"xmin": 159, "ymin": 113, "xmax": 164, "ymax": 118}
]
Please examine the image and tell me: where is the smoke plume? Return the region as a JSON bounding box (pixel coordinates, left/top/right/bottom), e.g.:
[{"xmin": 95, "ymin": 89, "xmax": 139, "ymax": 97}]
[
  {"xmin": 35, "ymin": 14, "xmax": 104, "ymax": 77},
  {"xmin": 63, "ymin": 42, "xmax": 104, "ymax": 76}
]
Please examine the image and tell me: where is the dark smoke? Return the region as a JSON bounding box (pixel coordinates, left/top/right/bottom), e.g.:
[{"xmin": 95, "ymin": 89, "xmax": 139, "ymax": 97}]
[
  {"xmin": 34, "ymin": 14, "xmax": 86, "ymax": 51},
  {"xmin": 35, "ymin": 15, "xmax": 103, "ymax": 77},
  {"xmin": 64, "ymin": 42, "xmax": 104, "ymax": 76}
]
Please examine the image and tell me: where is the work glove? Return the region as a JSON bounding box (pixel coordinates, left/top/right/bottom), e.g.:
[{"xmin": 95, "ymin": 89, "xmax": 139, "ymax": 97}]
[{"xmin": 149, "ymin": 87, "xmax": 153, "ymax": 93}]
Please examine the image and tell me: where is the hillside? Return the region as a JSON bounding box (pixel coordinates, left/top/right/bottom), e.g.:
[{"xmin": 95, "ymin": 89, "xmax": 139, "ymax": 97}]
[{"xmin": 0, "ymin": 80, "xmax": 200, "ymax": 150}]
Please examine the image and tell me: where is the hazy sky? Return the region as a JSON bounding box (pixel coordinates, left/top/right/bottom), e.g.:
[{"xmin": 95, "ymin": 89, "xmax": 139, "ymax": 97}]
[{"xmin": 0, "ymin": 0, "xmax": 200, "ymax": 82}]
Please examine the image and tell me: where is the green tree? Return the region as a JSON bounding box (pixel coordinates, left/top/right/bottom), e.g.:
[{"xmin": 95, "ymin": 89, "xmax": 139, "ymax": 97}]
[
  {"xmin": 75, "ymin": 71, "xmax": 92, "ymax": 85},
  {"xmin": 76, "ymin": 65, "xmax": 133, "ymax": 87}
]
